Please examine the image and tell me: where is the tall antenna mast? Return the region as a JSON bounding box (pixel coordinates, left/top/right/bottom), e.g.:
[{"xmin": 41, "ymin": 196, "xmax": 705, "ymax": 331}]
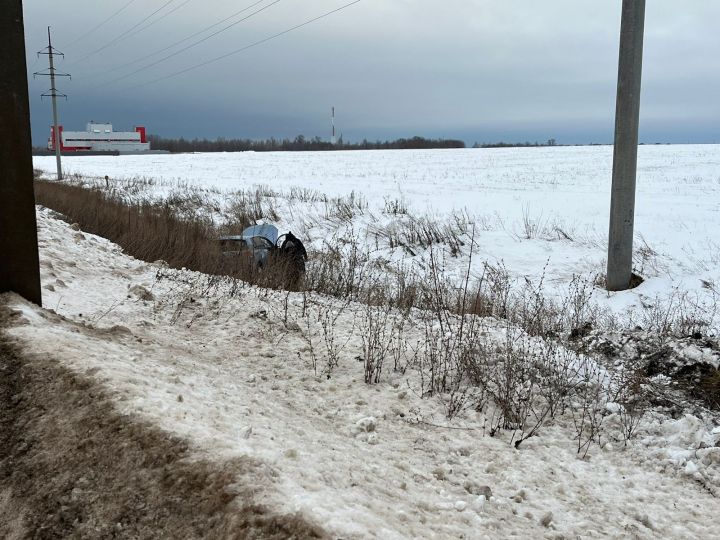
[
  {"xmin": 331, "ymin": 106, "xmax": 336, "ymax": 145},
  {"xmin": 34, "ymin": 27, "xmax": 70, "ymax": 181}
]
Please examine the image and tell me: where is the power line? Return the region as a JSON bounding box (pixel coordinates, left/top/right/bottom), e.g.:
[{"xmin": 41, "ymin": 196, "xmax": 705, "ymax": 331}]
[
  {"xmin": 69, "ymin": 0, "xmax": 176, "ymax": 66},
  {"xmin": 63, "ymin": 0, "xmax": 138, "ymax": 49},
  {"xmin": 98, "ymin": 0, "xmax": 269, "ymax": 77},
  {"xmin": 125, "ymin": 0, "xmax": 362, "ymax": 91},
  {"xmin": 121, "ymin": 0, "xmax": 194, "ymax": 43},
  {"xmin": 28, "ymin": 51, "xmax": 41, "ymax": 72},
  {"xmin": 96, "ymin": 0, "xmax": 283, "ymax": 88}
]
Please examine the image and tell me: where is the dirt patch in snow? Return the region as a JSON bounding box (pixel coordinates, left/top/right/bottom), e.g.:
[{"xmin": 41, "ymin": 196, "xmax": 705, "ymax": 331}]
[
  {"xmin": 576, "ymin": 329, "xmax": 720, "ymax": 412},
  {"xmin": 0, "ymin": 303, "xmax": 326, "ymax": 539}
]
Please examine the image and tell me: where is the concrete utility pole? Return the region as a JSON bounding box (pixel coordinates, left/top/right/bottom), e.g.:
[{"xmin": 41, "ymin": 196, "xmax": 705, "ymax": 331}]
[
  {"xmin": 35, "ymin": 27, "xmax": 70, "ymax": 181},
  {"xmin": 607, "ymin": 0, "xmax": 646, "ymax": 291},
  {"xmin": 0, "ymin": 0, "xmax": 42, "ymax": 306}
]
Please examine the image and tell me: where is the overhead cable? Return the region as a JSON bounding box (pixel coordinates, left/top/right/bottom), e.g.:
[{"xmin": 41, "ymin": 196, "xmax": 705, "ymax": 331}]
[
  {"xmin": 99, "ymin": 0, "xmax": 269, "ymax": 76},
  {"xmin": 121, "ymin": 0, "xmax": 195, "ymax": 43},
  {"xmin": 70, "ymin": 0, "xmax": 176, "ymax": 66},
  {"xmin": 98, "ymin": 0, "xmax": 283, "ymax": 87},
  {"xmin": 64, "ymin": 0, "xmax": 138, "ymax": 49},
  {"xmin": 126, "ymin": 0, "xmax": 363, "ymax": 90}
]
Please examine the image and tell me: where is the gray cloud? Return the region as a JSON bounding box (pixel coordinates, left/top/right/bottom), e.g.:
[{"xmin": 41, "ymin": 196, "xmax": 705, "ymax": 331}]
[{"xmin": 23, "ymin": 0, "xmax": 720, "ymax": 145}]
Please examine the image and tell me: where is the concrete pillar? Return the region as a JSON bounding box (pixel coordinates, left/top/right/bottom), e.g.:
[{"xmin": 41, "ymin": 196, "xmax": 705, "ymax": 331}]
[
  {"xmin": 0, "ymin": 0, "xmax": 42, "ymax": 305},
  {"xmin": 607, "ymin": 0, "xmax": 646, "ymax": 291}
]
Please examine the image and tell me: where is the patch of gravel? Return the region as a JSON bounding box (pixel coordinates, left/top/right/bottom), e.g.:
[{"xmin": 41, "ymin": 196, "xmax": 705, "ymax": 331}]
[{"xmin": 0, "ymin": 300, "xmax": 326, "ymax": 539}]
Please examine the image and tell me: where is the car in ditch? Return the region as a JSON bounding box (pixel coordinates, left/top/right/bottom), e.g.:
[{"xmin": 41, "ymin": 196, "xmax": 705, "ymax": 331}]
[
  {"xmin": 219, "ymin": 223, "xmax": 279, "ymax": 269},
  {"xmin": 219, "ymin": 224, "xmax": 308, "ymax": 288}
]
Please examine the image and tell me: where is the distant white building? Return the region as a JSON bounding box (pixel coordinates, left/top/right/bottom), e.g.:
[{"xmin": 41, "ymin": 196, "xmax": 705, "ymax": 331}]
[{"xmin": 48, "ymin": 122, "xmax": 151, "ymax": 152}]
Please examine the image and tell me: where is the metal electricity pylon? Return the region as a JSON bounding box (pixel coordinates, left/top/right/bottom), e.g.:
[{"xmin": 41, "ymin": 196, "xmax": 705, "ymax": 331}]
[
  {"xmin": 0, "ymin": 0, "xmax": 42, "ymax": 305},
  {"xmin": 607, "ymin": 0, "xmax": 646, "ymax": 291},
  {"xmin": 35, "ymin": 26, "xmax": 70, "ymax": 181}
]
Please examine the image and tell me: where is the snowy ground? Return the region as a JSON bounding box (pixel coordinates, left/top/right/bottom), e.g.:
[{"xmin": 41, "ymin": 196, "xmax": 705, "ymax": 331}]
[
  {"xmin": 34, "ymin": 145, "xmax": 720, "ymax": 330},
  {"xmin": 5, "ymin": 208, "xmax": 720, "ymax": 539}
]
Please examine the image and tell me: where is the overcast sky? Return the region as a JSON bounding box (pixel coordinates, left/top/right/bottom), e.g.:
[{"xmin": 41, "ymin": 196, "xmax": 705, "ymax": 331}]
[{"xmin": 22, "ymin": 0, "xmax": 720, "ymax": 145}]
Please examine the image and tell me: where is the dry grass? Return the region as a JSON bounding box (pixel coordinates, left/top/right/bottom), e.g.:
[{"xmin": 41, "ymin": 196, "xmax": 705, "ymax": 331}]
[
  {"xmin": 34, "ymin": 180, "xmax": 298, "ymax": 291},
  {"xmin": 35, "ymin": 180, "xmax": 218, "ymax": 271}
]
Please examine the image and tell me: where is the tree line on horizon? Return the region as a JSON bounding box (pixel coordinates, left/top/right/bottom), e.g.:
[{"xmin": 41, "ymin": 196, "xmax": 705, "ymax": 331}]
[
  {"xmin": 473, "ymin": 138, "xmax": 557, "ymax": 148},
  {"xmin": 146, "ymin": 134, "xmax": 466, "ymax": 153}
]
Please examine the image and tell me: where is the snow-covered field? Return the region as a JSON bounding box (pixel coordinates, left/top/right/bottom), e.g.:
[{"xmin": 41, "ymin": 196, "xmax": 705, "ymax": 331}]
[
  {"xmin": 21, "ymin": 146, "xmax": 720, "ymax": 536},
  {"xmin": 34, "ymin": 145, "xmax": 720, "ymax": 327},
  {"xmin": 5, "ymin": 209, "xmax": 720, "ymax": 538}
]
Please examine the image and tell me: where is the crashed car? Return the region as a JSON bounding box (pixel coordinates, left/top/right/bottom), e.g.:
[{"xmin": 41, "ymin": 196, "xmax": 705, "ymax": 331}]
[
  {"xmin": 219, "ymin": 224, "xmax": 308, "ymax": 286},
  {"xmin": 219, "ymin": 224, "xmax": 279, "ymax": 269}
]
